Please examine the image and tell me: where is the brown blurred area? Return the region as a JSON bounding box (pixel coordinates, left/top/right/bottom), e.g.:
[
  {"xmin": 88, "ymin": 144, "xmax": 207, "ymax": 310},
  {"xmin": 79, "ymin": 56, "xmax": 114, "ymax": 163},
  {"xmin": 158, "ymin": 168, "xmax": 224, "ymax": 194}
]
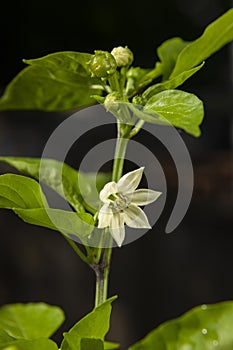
[{"xmin": 167, "ymin": 152, "xmax": 233, "ymax": 212}]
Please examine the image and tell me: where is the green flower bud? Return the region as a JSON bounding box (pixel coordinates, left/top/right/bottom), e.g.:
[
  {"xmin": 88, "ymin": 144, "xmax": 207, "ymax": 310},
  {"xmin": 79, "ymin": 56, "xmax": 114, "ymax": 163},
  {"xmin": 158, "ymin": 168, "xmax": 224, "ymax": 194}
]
[
  {"xmin": 111, "ymin": 46, "xmax": 134, "ymax": 67},
  {"xmin": 89, "ymin": 51, "xmax": 117, "ymax": 78},
  {"xmin": 104, "ymin": 92, "xmax": 122, "ymax": 112},
  {"xmin": 132, "ymin": 95, "xmax": 145, "ymax": 106}
]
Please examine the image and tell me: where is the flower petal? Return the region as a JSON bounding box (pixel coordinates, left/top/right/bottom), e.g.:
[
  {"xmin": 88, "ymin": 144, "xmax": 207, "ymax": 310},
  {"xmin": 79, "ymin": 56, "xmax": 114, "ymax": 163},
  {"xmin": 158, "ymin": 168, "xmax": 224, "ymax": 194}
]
[
  {"xmin": 117, "ymin": 167, "xmax": 144, "ymax": 194},
  {"xmin": 98, "ymin": 204, "xmax": 113, "ymax": 228},
  {"xmin": 110, "ymin": 212, "xmax": 125, "ymax": 247},
  {"xmin": 129, "ymin": 189, "xmax": 162, "ymax": 206},
  {"xmin": 99, "ymin": 181, "xmax": 117, "ymax": 203},
  {"xmin": 124, "ymin": 204, "xmax": 151, "ymax": 229}
]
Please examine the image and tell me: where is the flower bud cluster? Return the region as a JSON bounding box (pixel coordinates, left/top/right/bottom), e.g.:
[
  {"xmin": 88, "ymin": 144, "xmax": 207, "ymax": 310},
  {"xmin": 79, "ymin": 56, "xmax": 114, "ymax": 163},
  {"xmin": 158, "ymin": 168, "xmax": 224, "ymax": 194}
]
[{"xmin": 89, "ymin": 47, "xmax": 134, "ymax": 79}]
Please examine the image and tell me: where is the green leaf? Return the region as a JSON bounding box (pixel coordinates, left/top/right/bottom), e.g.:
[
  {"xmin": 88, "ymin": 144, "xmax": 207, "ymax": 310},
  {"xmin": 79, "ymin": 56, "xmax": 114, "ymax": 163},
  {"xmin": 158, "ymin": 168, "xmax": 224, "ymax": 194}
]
[
  {"xmin": 143, "ymin": 89, "xmax": 204, "ymax": 136},
  {"xmin": 0, "ymin": 338, "xmax": 58, "ymax": 350},
  {"xmin": 0, "ymin": 173, "xmax": 94, "ymax": 239},
  {"xmin": 104, "ymin": 341, "xmax": 120, "ymax": 349},
  {"xmin": 61, "ymin": 296, "xmax": 117, "ymax": 350},
  {"xmin": 14, "ymin": 208, "xmax": 94, "ymax": 239},
  {"xmin": 0, "ymin": 303, "xmax": 64, "ymax": 340},
  {"xmin": 81, "ymin": 339, "xmax": 120, "ymax": 350},
  {"xmin": 142, "ymin": 62, "xmax": 204, "ymax": 101},
  {"xmin": 0, "ymin": 174, "xmax": 47, "ymax": 209},
  {"xmin": 78, "ymin": 172, "xmax": 111, "ymax": 212},
  {"xmin": 80, "ymin": 338, "xmax": 104, "ymax": 350},
  {"xmin": 129, "ymin": 300, "xmax": 233, "ymax": 350},
  {"xmin": 0, "ymin": 157, "xmax": 111, "ymax": 214},
  {"xmin": 24, "ymin": 51, "xmax": 92, "ymax": 72},
  {"xmin": 80, "ymin": 339, "xmax": 120, "ymax": 350},
  {"xmin": 126, "ymin": 67, "xmax": 152, "ymax": 96},
  {"xmin": 126, "ymin": 64, "xmax": 162, "ymax": 97},
  {"xmin": 170, "ymin": 9, "xmax": 233, "ymax": 78},
  {"xmin": 157, "ymin": 37, "xmax": 188, "ymax": 80},
  {"xmin": 0, "ymin": 330, "xmax": 15, "ymax": 347},
  {"xmin": 0, "ymin": 52, "xmax": 103, "ymax": 111},
  {"xmin": 0, "ymin": 157, "xmax": 85, "ymax": 213}
]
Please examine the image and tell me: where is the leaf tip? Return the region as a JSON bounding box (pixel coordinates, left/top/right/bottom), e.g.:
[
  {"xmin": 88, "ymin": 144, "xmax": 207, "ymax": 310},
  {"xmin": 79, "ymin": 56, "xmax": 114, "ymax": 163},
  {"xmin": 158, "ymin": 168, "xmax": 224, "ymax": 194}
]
[{"xmin": 22, "ymin": 58, "xmax": 30, "ymax": 65}]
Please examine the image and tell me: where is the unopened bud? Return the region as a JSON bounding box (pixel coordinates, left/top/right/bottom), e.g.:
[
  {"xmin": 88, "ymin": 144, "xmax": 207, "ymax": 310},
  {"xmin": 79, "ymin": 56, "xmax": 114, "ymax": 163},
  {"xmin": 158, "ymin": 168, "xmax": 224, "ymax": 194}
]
[
  {"xmin": 111, "ymin": 46, "xmax": 134, "ymax": 67},
  {"xmin": 132, "ymin": 95, "xmax": 145, "ymax": 106},
  {"xmin": 104, "ymin": 92, "xmax": 122, "ymax": 112},
  {"xmin": 89, "ymin": 51, "xmax": 117, "ymax": 78}
]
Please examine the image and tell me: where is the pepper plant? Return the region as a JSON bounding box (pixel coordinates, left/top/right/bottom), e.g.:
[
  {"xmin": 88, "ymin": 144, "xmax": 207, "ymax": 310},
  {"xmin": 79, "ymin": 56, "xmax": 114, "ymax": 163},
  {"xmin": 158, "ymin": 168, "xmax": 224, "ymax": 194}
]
[{"xmin": 0, "ymin": 9, "xmax": 233, "ymax": 350}]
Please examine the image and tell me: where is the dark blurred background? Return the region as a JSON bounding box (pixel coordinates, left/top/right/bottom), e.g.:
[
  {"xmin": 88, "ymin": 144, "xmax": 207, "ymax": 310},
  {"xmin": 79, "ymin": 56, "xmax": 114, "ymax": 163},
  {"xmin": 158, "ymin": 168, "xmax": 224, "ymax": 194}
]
[{"xmin": 0, "ymin": 0, "xmax": 233, "ymax": 349}]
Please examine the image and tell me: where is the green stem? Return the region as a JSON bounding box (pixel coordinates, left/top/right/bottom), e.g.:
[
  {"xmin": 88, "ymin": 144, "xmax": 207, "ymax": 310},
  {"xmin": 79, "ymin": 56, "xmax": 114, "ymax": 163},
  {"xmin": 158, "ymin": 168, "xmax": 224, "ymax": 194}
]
[
  {"xmin": 129, "ymin": 120, "xmax": 145, "ymax": 139},
  {"xmin": 95, "ymin": 267, "xmax": 105, "ymax": 306},
  {"xmin": 94, "ymin": 123, "xmax": 129, "ymax": 306},
  {"xmin": 63, "ymin": 235, "xmax": 90, "ymax": 265},
  {"xmin": 127, "ymin": 63, "xmax": 162, "ymax": 98},
  {"xmin": 108, "ymin": 72, "xmax": 121, "ymax": 92},
  {"xmin": 112, "ymin": 134, "xmax": 129, "ymax": 182},
  {"xmin": 94, "ymin": 242, "xmax": 112, "ymax": 306}
]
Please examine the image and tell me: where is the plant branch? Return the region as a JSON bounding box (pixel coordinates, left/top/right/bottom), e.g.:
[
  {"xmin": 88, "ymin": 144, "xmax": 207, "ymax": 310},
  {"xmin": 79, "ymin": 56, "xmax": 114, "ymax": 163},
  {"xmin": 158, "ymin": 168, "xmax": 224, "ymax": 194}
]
[
  {"xmin": 112, "ymin": 135, "xmax": 129, "ymax": 182},
  {"xmin": 63, "ymin": 235, "xmax": 90, "ymax": 265},
  {"xmin": 94, "ymin": 121, "xmax": 129, "ymax": 306}
]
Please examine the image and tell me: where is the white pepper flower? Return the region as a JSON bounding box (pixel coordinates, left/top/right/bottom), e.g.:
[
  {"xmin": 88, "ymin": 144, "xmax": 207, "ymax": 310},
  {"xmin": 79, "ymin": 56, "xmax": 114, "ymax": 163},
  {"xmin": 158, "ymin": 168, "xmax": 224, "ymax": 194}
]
[{"xmin": 98, "ymin": 167, "xmax": 162, "ymax": 247}]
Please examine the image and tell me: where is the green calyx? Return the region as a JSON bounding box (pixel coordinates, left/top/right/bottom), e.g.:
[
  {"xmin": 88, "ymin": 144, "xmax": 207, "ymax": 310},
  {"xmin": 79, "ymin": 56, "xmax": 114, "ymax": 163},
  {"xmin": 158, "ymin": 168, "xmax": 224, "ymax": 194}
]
[{"xmin": 89, "ymin": 50, "xmax": 117, "ymax": 78}]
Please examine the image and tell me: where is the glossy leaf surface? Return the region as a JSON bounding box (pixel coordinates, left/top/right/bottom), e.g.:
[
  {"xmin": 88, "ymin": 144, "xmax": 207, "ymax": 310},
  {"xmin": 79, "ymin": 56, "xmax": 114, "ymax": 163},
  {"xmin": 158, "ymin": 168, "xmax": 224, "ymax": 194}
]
[
  {"xmin": 142, "ymin": 63, "xmax": 204, "ymax": 100},
  {"xmin": 0, "ymin": 174, "xmax": 47, "ymax": 209},
  {"xmin": 143, "ymin": 89, "xmax": 204, "ymax": 136},
  {"xmin": 129, "ymin": 301, "xmax": 233, "ymax": 350},
  {"xmin": 0, "ymin": 173, "xmax": 94, "ymax": 238},
  {"xmin": 0, "ymin": 52, "xmax": 102, "ymax": 111},
  {"xmin": 170, "ymin": 9, "xmax": 233, "ymax": 77},
  {"xmin": 0, "ymin": 338, "xmax": 58, "ymax": 350},
  {"xmin": 0, "ymin": 303, "xmax": 64, "ymax": 340},
  {"xmin": 0, "ymin": 157, "xmax": 110, "ymax": 214},
  {"xmin": 0, "ymin": 157, "xmax": 85, "ymax": 213},
  {"xmin": 157, "ymin": 37, "xmax": 188, "ymax": 80},
  {"xmin": 61, "ymin": 296, "xmax": 117, "ymax": 350}
]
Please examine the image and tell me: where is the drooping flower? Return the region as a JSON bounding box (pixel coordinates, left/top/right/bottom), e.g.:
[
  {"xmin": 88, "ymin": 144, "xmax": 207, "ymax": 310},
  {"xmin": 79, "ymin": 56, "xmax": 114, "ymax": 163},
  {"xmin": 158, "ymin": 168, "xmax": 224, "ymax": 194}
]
[{"xmin": 98, "ymin": 167, "xmax": 162, "ymax": 247}]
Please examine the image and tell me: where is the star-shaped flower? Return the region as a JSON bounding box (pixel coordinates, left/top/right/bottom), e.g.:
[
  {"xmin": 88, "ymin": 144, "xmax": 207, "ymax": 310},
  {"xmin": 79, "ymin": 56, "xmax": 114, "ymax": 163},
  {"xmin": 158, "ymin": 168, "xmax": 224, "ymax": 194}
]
[{"xmin": 98, "ymin": 167, "xmax": 162, "ymax": 247}]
